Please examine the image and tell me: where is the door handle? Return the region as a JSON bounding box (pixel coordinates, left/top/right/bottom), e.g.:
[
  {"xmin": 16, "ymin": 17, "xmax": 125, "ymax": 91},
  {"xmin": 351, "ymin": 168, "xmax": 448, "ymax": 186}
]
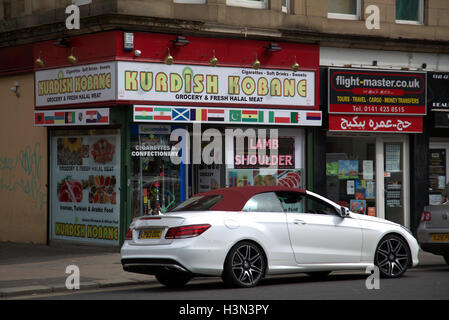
[{"xmin": 293, "ymin": 219, "xmax": 306, "ymax": 225}]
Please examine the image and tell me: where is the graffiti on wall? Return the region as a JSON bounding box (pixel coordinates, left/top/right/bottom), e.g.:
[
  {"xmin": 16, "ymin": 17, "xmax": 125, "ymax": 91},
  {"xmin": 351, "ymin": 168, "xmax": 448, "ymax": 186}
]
[{"xmin": 0, "ymin": 142, "xmax": 47, "ymax": 211}]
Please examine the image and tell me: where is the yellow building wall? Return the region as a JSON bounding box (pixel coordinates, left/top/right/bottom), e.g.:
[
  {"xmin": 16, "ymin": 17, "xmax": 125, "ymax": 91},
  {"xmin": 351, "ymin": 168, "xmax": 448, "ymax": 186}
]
[{"xmin": 0, "ymin": 73, "xmax": 48, "ymax": 244}]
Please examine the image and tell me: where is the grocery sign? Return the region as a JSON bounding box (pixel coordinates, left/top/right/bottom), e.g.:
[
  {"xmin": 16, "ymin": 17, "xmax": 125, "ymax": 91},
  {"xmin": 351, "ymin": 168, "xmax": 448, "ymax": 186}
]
[
  {"xmin": 119, "ymin": 62, "xmax": 316, "ymax": 108},
  {"xmin": 329, "ymin": 68, "xmax": 426, "ymax": 115}
]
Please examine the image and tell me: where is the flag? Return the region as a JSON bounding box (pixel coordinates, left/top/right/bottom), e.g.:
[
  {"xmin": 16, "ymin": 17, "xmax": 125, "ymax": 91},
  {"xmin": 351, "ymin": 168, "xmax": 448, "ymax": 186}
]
[
  {"xmin": 86, "ymin": 110, "xmax": 98, "ymax": 123},
  {"xmin": 35, "ymin": 112, "xmax": 45, "ymax": 125},
  {"xmin": 44, "ymin": 115, "xmax": 54, "ymax": 124},
  {"xmin": 153, "ymin": 107, "xmax": 172, "ymax": 121},
  {"xmin": 207, "ymin": 109, "xmax": 225, "ymax": 122},
  {"xmin": 306, "ymin": 112, "xmax": 321, "ymax": 121},
  {"xmin": 54, "ymin": 112, "xmax": 65, "ymax": 124},
  {"xmin": 172, "ymin": 108, "xmax": 189, "ymax": 121},
  {"xmin": 134, "ymin": 106, "xmax": 154, "ymax": 121},
  {"xmin": 96, "ymin": 110, "xmax": 109, "ymax": 123},
  {"xmin": 229, "ymin": 110, "xmax": 242, "ymax": 122},
  {"xmin": 290, "ymin": 112, "xmax": 299, "ymax": 124},
  {"xmin": 269, "ymin": 111, "xmax": 290, "ymax": 124},
  {"xmin": 242, "ymin": 110, "xmax": 259, "ymax": 123},
  {"xmin": 190, "ymin": 108, "xmax": 207, "ymax": 121},
  {"xmin": 65, "ymin": 112, "xmax": 76, "ymax": 124}
]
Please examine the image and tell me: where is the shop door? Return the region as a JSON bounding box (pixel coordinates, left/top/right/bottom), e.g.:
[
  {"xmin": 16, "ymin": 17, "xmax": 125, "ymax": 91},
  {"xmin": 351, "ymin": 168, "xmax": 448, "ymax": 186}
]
[
  {"xmin": 130, "ymin": 125, "xmax": 186, "ymax": 217},
  {"xmin": 428, "ymin": 141, "xmax": 449, "ymax": 205},
  {"xmin": 378, "ymin": 137, "xmax": 410, "ymax": 227}
]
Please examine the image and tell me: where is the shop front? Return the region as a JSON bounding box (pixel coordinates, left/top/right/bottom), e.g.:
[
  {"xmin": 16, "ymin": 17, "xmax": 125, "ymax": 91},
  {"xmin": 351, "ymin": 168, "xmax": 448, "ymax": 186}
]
[
  {"xmin": 324, "ymin": 68, "xmax": 426, "ymax": 227},
  {"xmin": 33, "ymin": 31, "xmax": 321, "ymax": 245},
  {"xmin": 427, "ymin": 71, "xmax": 449, "ymax": 205}
]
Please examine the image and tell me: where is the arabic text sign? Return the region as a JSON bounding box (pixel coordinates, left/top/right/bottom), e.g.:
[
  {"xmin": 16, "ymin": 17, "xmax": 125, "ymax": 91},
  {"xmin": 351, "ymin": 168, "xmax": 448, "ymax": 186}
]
[
  {"xmin": 35, "ymin": 62, "xmax": 116, "ymax": 107},
  {"xmin": 329, "ymin": 115, "xmax": 423, "ymax": 133},
  {"xmin": 329, "ymin": 68, "xmax": 426, "ymax": 115},
  {"xmin": 118, "ymin": 62, "xmax": 315, "ymax": 107}
]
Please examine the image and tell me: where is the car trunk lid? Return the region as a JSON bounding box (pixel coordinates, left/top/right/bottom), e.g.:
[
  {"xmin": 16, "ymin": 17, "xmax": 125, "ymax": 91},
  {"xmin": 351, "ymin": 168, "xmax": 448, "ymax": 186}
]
[
  {"xmin": 131, "ymin": 215, "xmax": 186, "ymax": 245},
  {"xmin": 424, "ymin": 205, "xmax": 449, "ymax": 229}
]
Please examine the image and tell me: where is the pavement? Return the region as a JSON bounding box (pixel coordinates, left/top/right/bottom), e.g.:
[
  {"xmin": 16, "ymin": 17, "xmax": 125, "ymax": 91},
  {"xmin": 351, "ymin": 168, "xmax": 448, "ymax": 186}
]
[{"xmin": 0, "ymin": 241, "xmax": 447, "ymax": 299}]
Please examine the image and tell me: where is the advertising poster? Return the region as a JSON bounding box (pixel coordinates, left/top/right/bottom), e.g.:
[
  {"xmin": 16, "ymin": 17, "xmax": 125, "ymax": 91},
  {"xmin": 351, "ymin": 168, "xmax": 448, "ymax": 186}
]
[{"xmin": 50, "ymin": 131, "xmax": 120, "ymax": 245}]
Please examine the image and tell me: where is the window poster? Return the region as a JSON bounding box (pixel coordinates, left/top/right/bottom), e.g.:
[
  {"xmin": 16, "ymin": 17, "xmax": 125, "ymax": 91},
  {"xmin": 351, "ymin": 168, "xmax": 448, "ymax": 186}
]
[
  {"xmin": 338, "ymin": 160, "xmax": 359, "ymax": 179},
  {"xmin": 50, "ymin": 130, "xmax": 121, "ymax": 245}
]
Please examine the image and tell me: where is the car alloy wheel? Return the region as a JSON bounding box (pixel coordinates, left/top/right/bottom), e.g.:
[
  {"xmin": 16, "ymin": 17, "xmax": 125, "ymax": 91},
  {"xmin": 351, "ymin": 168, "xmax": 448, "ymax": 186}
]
[
  {"xmin": 375, "ymin": 235, "xmax": 410, "ymax": 278},
  {"xmin": 223, "ymin": 241, "xmax": 265, "ymax": 288}
]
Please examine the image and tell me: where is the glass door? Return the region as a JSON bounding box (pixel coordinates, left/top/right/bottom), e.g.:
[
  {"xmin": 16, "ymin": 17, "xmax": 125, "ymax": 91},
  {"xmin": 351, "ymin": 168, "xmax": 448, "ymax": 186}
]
[
  {"xmin": 129, "ymin": 124, "xmax": 185, "ymax": 217},
  {"xmin": 428, "ymin": 141, "xmax": 449, "ymax": 205},
  {"xmin": 379, "ymin": 136, "xmax": 409, "ymax": 227}
]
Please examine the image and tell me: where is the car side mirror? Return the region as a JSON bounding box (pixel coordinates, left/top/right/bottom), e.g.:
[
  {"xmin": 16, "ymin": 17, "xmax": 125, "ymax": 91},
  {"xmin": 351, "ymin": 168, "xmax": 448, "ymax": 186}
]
[{"xmin": 339, "ymin": 206, "xmax": 349, "ymax": 218}]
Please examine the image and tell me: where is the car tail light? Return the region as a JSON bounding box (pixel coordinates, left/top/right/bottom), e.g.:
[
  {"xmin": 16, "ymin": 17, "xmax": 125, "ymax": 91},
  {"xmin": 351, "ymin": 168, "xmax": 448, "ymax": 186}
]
[
  {"xmin": 165, "ymin": 224, "xmax": 211, "ymax": 239},
  {"xmin": 125, "ymin": 228, "xmax": 133, "ymax": 240},
  {"xmin": 421, "ymin": 211, "xmax": 431, "ymax": 222}
]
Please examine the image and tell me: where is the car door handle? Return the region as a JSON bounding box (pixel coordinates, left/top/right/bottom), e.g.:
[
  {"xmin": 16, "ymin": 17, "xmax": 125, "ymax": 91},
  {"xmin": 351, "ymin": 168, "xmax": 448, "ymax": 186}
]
[{"xmin": 293, "ymin": 219, "xmax": 306, "ymax": 225}]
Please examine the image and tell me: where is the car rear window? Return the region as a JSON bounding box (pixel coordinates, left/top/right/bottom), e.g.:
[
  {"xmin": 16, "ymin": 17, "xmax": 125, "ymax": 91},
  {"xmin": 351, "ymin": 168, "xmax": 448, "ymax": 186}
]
[{"xmin": 168, "ymin": 195, "xmax": 223, "ymax": 212}]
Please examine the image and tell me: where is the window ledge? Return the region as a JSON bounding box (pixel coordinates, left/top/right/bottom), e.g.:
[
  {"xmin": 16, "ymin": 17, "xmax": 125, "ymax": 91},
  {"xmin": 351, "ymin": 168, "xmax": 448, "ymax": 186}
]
[
  {"xmin": 395, "ymin": 19, "xmax": 423, "ymax": 25},
  {"xmin": 327, "ymin": 13, "xmax": 360, "ymax": 21}
]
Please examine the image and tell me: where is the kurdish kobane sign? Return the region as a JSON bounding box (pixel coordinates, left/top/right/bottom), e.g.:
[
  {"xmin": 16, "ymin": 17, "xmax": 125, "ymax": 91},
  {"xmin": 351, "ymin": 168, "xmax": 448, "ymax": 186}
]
[
  {"xmin": 35, "ymin": 62, "xmax": 116, "ymax": 107},
  {"xmin": 118, "ymin": 61, "xmax": 315, "ymax": 107}
]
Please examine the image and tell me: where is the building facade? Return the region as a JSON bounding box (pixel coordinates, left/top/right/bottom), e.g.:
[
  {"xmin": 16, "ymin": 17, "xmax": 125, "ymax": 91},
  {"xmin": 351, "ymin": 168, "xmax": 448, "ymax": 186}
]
[{"xmin": 1, "ymin": 0, "xmax": 449, "ymax": 245}]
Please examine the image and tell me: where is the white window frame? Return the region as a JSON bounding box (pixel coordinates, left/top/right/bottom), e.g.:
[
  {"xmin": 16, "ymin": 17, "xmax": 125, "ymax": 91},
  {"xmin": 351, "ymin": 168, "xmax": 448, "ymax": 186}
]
[
  {"xmin": 282, "ymin": 0, "xmax": 290, "ymax": 13},
  {"xmin": 327, "ymin": 0, "xmax": 361, "ymax": 20},
  {"xmin": 174, "ymin": 0, "xmax": 205, "ymax": 3},
  {"xmin": 395, "ymin": 0, "xmax": 424, "ymax": 25},
  {"xmin": 226, "ymin": 0, "xmax": 267, "ymax": 10}
]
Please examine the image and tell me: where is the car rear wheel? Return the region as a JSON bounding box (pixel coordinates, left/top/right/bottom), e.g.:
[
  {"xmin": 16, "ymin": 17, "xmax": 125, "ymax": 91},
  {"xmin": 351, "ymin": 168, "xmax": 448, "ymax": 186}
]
[
  {"xmin": 375, "ymin": 234, "xmax": 410, "ymax": 278},
  {"xmin": 155, "ymin": 272, "xmax": 192, "ymax": 288},
  {"xmin": 222, "ymin": 241, "xmax": 266, "ymax": 288}
]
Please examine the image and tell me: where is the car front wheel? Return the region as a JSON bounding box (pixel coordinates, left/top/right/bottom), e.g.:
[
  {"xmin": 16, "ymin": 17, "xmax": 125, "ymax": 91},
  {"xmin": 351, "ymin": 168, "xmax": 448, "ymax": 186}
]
[
  {"xmin": 375, "ymin": 234, "xmax": 410, "ymax": 278},
  {"xmin": 222, "ymin": 241, "xmax": 266, "ymax": 288}
]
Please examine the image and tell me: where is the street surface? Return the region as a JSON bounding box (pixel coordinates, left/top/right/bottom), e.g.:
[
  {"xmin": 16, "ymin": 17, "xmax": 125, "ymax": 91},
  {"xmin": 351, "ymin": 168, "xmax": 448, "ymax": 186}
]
[{"xmin": 25, "ymin": 263, "xmax": 449, "ymax": 300}]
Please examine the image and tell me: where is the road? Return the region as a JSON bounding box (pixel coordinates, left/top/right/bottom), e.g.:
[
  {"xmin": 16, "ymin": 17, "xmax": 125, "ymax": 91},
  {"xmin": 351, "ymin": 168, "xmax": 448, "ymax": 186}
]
[{"xmin": 25, "ymin": 263, "xmax": 449, "ymax": 300}]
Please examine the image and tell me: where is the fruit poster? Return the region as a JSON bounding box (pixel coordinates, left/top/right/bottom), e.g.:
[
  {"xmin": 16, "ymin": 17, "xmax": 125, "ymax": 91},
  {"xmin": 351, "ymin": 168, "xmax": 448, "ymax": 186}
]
[{"xmin": 50, "ymin": 131, "xmax": 121, "ymax": 245}]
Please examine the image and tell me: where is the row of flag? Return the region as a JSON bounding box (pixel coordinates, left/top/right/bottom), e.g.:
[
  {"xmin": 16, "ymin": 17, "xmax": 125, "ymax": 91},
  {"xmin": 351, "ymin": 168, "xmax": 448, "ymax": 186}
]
[
  {"xmin": 133, "ymin": 106, "xmax": 321, "ymax": 126},
  {"xmin": 34, "ymin": 109, "xmax": 109, "ymax": 126}
]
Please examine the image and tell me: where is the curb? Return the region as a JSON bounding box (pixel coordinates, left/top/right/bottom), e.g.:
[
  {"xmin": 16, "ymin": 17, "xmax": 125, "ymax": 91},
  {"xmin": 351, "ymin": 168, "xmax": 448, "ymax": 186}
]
[{"xmin": 0, "ymin": 279, "xmax": 155, "ymax": 299}]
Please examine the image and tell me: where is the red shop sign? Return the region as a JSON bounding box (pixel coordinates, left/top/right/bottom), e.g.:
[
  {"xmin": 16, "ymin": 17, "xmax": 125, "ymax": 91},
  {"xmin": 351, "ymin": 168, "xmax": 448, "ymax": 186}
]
[
  {"xmin": 328, "ymin": 68, "xmax": 426, "ymax": 115},
  {"xmin": 329, "ymin": 115, "xmax": 423, "ymax": 133}
]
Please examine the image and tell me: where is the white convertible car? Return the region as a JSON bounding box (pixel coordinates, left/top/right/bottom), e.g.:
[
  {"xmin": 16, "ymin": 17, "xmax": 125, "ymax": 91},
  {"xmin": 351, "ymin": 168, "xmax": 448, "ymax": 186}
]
[{"xmin": 121, "ymin": 186, "xmax": 419, "ymax": 288}]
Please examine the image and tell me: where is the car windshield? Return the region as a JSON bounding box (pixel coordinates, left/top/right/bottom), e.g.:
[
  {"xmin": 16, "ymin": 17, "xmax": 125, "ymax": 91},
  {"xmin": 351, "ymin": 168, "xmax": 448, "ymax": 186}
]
[{"xmin": 168, "ymin": 195, "xmax": 223, "ymax": 212}]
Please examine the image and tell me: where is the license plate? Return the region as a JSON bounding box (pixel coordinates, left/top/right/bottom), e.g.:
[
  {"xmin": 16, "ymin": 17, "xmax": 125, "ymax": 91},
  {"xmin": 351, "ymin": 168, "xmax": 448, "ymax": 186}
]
[
  {"xmin": 431, "ymin": 234, "xmax": 449, "ymax": 242},
  {"xmin": 139, "ymin": 229, "xmax": 163, "ymax": 239}
]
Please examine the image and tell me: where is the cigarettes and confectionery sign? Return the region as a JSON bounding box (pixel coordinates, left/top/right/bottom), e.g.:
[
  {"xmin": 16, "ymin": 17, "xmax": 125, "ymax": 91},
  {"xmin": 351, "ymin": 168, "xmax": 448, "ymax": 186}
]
[{"xmin": 329, "ymin": 68, "xmax": 426, "ymax": 115}]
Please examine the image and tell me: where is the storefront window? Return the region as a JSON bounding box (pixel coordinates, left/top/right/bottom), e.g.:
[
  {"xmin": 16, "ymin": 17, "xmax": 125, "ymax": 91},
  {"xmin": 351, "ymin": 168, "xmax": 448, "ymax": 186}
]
[
  {"xmin": 130, "ymin": 125, "xmax": 184, "ymax": 217},
  {"xmin": 226, "ymin": 128, "xmax": 305, "ymax": 189},
  {"xmin": 49, "ymin": 129, "xmax": 121, "ymax": 245},
  {"xmin": 326, "ymin": 136, "xmax": 376, "ymax": 216}
]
